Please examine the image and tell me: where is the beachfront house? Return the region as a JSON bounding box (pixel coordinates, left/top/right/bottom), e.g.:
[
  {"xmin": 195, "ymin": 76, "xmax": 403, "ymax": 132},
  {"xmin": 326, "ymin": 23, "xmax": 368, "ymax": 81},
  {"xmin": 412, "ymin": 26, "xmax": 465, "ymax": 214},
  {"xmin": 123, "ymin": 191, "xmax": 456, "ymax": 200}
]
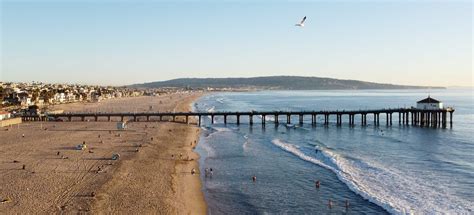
[
  {"xmin": 0, "ymin": 111, "xmax": 11, "ymax": 120},
  {"xmin": 18, "ymin": 92, "xmax": 33, "ymax": 107},
  {"xmin": 65, "ymin": 92, "xmax": 76, "ymax": 102},
  {"xmin": 416, "ymin": 96, "xmax": 443, "ymax": 110},
  {"xmin": 92, "ymin": 93, "xmax": 102, "ymax": 102},
  {"xmin": 114, "ymin": 92, "xmax": 123, "ymax": 98}
]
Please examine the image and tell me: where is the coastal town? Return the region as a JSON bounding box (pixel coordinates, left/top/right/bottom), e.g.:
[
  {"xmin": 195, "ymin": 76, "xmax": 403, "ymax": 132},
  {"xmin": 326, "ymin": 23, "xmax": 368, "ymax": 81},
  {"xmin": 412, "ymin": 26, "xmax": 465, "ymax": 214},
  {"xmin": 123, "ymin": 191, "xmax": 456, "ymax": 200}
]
[
  {"xmin": 1, "ymin": 82, "xmax": 149, "ymax": 108},
  {"xmin": 0, "ymin": 81, "xmax": 199, "ymax": 123},
  {"xmin": 0, "ymin": 82, "xmax": 142, "ymax": 126},
  {"xmin": 0, "ymin": 81, "xmax": 252, "ymax": 125}
]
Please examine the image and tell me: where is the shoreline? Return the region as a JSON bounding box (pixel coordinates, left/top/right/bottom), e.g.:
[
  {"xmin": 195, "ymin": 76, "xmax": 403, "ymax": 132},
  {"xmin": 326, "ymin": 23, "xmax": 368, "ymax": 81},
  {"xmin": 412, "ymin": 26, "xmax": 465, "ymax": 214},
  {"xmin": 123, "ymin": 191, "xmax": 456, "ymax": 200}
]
[{"xmin": 0, "ymin": 93, "xmax": 207, "ymax": 214}]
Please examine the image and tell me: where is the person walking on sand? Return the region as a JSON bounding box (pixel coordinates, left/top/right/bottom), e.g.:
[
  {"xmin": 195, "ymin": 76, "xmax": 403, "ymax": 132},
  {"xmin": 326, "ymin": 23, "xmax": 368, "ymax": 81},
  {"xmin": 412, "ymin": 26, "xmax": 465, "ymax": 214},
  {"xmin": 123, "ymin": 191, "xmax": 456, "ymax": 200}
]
[{"xmin": 191, "ymin": 168, "xmax": 196, "ymax": 175}]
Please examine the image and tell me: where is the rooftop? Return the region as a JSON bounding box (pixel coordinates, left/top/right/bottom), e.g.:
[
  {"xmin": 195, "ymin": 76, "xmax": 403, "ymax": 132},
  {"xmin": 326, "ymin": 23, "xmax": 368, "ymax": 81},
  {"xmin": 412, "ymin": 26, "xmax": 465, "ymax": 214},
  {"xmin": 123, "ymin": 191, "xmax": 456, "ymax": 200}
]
[{"xmin": 417, "ymin": 96, "xmax": 441, "ymax": 104}]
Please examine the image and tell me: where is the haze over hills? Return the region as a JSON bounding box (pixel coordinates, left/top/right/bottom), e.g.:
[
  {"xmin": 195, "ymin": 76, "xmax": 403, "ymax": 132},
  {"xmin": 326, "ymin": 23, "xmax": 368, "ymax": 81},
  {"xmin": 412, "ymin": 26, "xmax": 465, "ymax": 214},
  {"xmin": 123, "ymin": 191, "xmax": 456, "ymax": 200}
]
[{"xmin": 130, "ymin": 76, "xmax": 444, "ymax": 90}]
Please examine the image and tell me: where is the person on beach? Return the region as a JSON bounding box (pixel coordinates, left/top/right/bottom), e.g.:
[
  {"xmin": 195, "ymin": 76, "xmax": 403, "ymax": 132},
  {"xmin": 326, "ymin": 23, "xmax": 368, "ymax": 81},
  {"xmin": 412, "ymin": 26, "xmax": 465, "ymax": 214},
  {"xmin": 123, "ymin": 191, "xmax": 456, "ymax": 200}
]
[
  {"xmin": 191, "ymin": 168, "xmax": 196, "ymax": 175},
  {"xmin": 315, "ymin": 180, "xmax": 320, "ymax": 188},
  {"xmin": 205, "ymin": 168, "xmax": 209, "ymax": 177}
]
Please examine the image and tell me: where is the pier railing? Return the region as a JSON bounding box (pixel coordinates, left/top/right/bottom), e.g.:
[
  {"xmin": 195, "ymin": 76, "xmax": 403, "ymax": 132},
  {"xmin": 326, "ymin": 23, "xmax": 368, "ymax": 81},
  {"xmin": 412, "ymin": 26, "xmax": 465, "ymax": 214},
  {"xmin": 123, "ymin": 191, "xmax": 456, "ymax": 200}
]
[{"xmin": 23, "ymin": 107, "xmax": 455, "ymax": 128}]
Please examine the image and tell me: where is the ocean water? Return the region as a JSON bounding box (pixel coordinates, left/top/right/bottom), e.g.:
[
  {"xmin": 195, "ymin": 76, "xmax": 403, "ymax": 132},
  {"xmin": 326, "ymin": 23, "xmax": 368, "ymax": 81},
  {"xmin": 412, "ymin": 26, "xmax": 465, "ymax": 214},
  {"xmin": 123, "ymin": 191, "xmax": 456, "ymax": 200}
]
[{"xmin": 194, "ymin": 89, "xmax": 474, "ymax": 214}]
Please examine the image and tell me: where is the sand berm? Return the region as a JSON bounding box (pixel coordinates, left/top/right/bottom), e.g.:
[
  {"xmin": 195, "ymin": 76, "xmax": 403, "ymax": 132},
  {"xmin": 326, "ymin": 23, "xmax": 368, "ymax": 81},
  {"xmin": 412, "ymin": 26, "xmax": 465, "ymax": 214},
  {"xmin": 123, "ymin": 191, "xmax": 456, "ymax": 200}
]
[{"xmin": 0, "ymin": 92, "xmax": 206, "ymax": 214}]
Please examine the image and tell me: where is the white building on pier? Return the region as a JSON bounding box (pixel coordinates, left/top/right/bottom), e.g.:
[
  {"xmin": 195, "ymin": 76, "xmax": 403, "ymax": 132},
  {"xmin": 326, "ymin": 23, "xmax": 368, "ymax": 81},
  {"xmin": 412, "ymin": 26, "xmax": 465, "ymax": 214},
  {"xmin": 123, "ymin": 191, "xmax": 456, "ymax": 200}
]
[{"xmin": 416, "ymin": 96, "xmax": 443, "ymax": 110}]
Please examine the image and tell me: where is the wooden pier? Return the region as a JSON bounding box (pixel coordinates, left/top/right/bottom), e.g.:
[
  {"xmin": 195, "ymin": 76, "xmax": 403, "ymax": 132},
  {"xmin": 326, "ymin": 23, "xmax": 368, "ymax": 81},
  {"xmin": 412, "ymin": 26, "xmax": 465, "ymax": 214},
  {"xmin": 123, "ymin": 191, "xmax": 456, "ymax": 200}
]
[{"xmin": 25, "ymin": 108, "xmax": 455, "ymax": 128}]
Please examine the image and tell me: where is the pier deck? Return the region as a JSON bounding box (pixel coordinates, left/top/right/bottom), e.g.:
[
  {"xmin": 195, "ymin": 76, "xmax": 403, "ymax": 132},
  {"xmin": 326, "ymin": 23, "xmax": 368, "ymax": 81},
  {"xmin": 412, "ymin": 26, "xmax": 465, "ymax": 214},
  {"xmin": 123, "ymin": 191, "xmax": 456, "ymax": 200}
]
[{"xmin": 24, "ymin": 108, "xmax": 455, "ymax": 128}]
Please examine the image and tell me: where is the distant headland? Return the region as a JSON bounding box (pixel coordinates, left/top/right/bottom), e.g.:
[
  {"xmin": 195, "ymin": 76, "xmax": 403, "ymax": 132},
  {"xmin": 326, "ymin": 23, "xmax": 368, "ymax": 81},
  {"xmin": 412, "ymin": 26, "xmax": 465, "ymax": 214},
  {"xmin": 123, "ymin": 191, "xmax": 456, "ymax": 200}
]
[{"xmin": 130, "ymin": 76, "xmax": 445, "ymax": 90}]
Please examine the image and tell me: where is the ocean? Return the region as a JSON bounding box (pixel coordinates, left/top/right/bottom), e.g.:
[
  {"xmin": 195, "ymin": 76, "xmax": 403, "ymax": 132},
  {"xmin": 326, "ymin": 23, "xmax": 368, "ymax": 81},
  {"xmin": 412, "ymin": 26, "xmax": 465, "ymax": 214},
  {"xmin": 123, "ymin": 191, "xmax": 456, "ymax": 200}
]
[{"xmin": 193, "ymin": 89, "xmax": 474, "ymax": 214}]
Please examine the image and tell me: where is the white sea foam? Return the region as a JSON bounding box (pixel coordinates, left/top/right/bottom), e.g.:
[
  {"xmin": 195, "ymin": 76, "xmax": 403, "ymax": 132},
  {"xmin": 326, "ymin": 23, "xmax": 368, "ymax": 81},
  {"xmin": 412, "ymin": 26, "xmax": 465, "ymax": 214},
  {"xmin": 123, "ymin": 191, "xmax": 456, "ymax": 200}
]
[
  {"xmin": 271, "ymin": 139, "xmax": 473, "ymax": 214},
  {"xmin": 200, "ymin": 137, "xmax": 216, "ymax": 158},
  {"xmin": 212, "ymin": 127, "xmax": 233, "ymax": 132},
  {"xmin": 272, "ymin": 139, "xmax": 337, "ymax": 173},
  {"xmin": 243, "ymin": 140, "xmax": 251, "ymax": 153},
  {"xmin": 205, "ymin": 127, "xmax": 233, "ymax": 139},
  {"xmin": 256, "ymin": 115, "xmax": 275, "ymax": 122},
  {"xmin": 207, "ymin": 106, "xmax": 216, "ymax": 113},
  {"xmin": 242, "ymin": 135, "xmax": 251, "ymax": 152}
]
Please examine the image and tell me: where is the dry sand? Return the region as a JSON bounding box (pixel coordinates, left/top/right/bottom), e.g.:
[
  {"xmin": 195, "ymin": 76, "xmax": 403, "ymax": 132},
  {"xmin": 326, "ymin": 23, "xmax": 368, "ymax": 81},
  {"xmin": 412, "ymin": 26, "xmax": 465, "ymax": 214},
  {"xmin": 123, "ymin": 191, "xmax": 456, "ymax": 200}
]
[{"xmin": 0, "ymin": 93, "xmax": 206, "ymax": 214}]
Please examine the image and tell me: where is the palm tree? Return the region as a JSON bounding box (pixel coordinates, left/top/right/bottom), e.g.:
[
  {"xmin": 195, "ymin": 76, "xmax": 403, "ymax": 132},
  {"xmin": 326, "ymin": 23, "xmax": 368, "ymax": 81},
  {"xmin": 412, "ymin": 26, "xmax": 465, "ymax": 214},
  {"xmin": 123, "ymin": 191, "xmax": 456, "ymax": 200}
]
[{"xmin": 31, "ymin": 88, "xmax": 40, "ymax": 102}]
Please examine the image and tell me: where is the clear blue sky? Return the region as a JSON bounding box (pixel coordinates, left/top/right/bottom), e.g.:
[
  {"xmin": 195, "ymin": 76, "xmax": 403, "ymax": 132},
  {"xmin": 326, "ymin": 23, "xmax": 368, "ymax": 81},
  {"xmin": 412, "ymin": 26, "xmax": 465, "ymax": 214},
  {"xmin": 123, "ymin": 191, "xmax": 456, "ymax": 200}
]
[{"xmin": 1, "ymin": 0, "xmax": 472, "ymax": 86}]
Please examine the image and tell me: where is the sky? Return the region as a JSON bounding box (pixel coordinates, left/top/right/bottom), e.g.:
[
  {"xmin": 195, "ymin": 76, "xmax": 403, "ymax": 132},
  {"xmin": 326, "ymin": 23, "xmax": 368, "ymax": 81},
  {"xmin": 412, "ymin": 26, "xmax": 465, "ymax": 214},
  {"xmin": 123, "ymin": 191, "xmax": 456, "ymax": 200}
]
[{"xmin": 0, "ymin": 0, "xmax": 472, "ymax": 86}]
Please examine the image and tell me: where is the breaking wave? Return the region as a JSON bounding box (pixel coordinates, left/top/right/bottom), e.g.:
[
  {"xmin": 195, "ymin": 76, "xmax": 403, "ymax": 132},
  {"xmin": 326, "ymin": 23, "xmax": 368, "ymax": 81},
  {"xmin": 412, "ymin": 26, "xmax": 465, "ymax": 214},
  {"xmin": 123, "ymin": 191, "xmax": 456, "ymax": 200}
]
[{"xmin": 271, "ymin": 139, "xmax": 473, "ymax": 214}]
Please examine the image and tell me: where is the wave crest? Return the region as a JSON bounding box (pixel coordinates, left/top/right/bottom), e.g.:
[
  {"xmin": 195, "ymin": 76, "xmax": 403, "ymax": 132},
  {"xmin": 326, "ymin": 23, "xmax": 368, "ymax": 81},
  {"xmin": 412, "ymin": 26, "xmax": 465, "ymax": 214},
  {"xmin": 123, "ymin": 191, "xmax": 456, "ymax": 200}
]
[{"xmin": 271, "ymin": 139, "xmax": 473, "ymax": 214}]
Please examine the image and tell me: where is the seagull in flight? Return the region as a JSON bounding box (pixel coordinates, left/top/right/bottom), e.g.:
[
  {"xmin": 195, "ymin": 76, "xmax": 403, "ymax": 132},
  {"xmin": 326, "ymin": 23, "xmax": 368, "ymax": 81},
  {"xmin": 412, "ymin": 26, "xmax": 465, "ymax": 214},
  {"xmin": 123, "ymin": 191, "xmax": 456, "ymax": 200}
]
[{"xmin": 295, "ymin": 16, "xmax": 306, "ymax": 27}]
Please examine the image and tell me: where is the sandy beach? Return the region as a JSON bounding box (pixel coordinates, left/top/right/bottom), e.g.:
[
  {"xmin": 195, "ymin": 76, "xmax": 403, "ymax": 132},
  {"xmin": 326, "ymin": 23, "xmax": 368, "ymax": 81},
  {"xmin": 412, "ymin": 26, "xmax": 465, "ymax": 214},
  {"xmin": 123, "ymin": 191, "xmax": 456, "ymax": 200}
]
[{"xmin": 0, "ymin": 93, "xmax": 206, "ymax": 214}]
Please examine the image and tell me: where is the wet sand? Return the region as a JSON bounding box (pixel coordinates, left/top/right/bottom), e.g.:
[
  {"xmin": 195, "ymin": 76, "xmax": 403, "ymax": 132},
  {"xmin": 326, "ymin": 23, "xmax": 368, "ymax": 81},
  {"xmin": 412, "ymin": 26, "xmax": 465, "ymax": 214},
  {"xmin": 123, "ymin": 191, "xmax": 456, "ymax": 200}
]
[{"xmin": 0, "ymin": 93, "xmax": 206, "ymax": 214}]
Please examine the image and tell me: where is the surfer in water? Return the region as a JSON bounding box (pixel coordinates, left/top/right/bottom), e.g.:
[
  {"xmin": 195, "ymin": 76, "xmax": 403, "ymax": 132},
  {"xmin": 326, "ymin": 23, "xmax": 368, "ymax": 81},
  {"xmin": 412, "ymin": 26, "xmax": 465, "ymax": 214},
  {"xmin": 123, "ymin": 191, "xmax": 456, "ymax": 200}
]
[{"xmin": 315, "ymin": 180, "xmax": 320, "ymax": 188}]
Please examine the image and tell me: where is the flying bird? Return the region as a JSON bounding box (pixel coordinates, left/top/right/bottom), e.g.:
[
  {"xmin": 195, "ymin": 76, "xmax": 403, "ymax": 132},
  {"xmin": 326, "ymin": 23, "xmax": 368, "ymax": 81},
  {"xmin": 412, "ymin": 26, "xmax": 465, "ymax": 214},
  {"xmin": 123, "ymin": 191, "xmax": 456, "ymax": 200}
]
[{"xmin": 295, "ymin": 16, "xmax": 306, "ymax": 27}]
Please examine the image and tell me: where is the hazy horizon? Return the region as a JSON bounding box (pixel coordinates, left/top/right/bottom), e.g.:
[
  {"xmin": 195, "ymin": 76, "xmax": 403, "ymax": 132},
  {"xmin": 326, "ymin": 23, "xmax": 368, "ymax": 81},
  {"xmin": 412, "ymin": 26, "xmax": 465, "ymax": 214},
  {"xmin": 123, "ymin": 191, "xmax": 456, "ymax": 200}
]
[
  {"xmin": 1, "ymin": 0, "xmax": 472, "ymax": 87},
  {"xmin": 3, "ymin": 75, "xmax": 474, "ymax": 89}
]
